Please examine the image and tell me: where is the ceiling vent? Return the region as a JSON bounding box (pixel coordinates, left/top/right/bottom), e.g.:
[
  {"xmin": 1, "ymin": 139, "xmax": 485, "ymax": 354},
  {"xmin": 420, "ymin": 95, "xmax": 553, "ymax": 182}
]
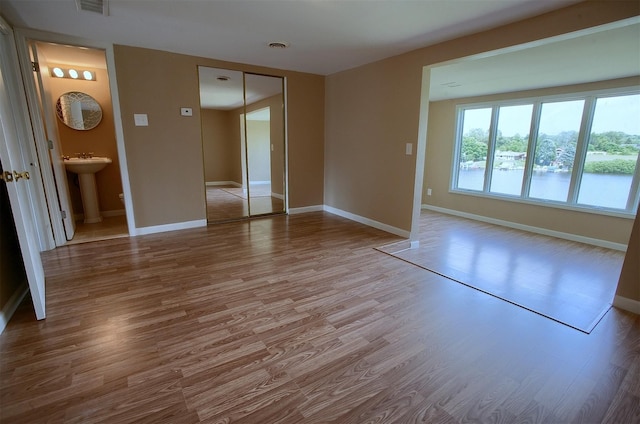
[{"xmin": 76, "ymin": 0, "xmax": 109, "ymax": 16}]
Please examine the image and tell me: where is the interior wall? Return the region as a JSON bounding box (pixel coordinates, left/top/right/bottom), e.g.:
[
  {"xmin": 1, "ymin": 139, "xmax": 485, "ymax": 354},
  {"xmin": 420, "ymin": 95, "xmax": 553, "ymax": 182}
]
[
  {"xmin": 201, "ymin": 108, "xmax": 241, "ymax": 184},
  {"xmin": 246, "ymin": 119, "xmax": 271, "ymax": 183},
  {"xmin": 114, "ymin": 46, "xmax": 324, "ymax": 227},
  {"xmin": 616, "ymin": 201, "xmax": 639, "ymax": 301},
  {"xmin": 46, "ymin": 66, "xmax": 123, "ymax": 214},
  {"xmin": 424, "ymin": 76, "xmax": 639, "ymax": 245}
]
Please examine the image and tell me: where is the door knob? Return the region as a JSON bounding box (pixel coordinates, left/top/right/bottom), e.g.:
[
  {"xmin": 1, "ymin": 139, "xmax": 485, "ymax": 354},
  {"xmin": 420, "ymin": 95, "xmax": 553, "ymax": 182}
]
[
  {"xmin": 1, "ymin": 171, "xmax": 13, "ymax": 182},
  {"xmin": 12, "ymin": 171, "xmax": 30, "ymax": 181}
]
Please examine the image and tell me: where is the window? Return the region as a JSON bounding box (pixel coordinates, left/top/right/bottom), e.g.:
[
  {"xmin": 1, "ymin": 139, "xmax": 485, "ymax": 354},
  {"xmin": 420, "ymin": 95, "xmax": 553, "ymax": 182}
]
[{"xmin": 452, "ymin": 90, "xmax": 640, "ymax": 215}]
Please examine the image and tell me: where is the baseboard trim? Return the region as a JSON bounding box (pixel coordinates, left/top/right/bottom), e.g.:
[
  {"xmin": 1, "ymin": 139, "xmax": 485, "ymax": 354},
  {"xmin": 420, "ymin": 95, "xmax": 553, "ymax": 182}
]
[
  {"xmin": 102, "ymin": 209, "xmax": 126, "ymax": 217},
  {"xmin": 613, "ymin": 295, "xmax": 640, "ymax": 315},
  {"xmin": 422, "ymin": 205, "xmax": 627, "ymax": 251},
  {"xmin": 0, "ymin": 284, "xmax": 29, "ymax": 335},
  {"xmin": 206, "ymin": 181, "xmax": 242, "ymax": 187},
  {"xmin": 134, "ymin": 219, "xmax": 207, "ymax": 236},
  {"xmin": 288, "ymin": 205, "xmax": 324, "ymax": 215},
  {"xmin": 272, "ymin": 193, "xmax": 285, "ymax": 200},
  {"xmin": 324, "ymin": 205, "xmax": 410, "ymax": 238}
]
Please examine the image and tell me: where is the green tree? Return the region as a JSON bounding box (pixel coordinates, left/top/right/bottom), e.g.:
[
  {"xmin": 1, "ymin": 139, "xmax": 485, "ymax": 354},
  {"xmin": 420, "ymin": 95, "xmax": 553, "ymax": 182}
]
[
  {"xmin": 534, "ymin": 137, "xmax": 556, "ymax": 166},
  {"xmin": 584, "ymin": 159, "xmax": 636, "ymax": 174}
]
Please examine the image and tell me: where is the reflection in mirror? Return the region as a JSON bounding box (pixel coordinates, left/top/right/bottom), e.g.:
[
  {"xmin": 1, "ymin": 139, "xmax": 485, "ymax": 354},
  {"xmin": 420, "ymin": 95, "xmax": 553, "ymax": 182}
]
[
  {"xmin": 199, "ymin": 67, "xmax": 248, "ymax": 222},
  {"xmin": 244, "ymin": 73, "xmax": 286, "ymax": 216},
  {"xmin": 199, "ymin": 67, "xmax": 286, "ymax": 222},
  {"xmin": 55, "ymin": 91, "xmax": 102, "ymax": 130}
]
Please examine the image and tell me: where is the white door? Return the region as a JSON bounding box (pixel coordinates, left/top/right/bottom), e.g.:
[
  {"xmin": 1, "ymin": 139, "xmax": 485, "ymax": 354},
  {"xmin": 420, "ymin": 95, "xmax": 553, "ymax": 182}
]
[
  {"xmin": 28, "ymin": 42, "xmax": 76, "ymax": 242},
  {"xmin": 0, "ymin": 21, "xmax": 46, "ymax": 319}
]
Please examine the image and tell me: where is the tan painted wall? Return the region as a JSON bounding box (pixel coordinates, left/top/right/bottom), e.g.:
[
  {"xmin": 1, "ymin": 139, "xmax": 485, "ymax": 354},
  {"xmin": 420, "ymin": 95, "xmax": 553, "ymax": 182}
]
[
  {"xmin": 201, "ymin": 109, "xmax": 241, "ymax": 184},
  {"xmin": 617, "ymin": 202, "xmax": 640, "ymax": 301},
  {"xmin": 324, "ymin": 1, "xmax": 640, "ymax": 301},
  {"xmin": 114, "ymin": 46, "xmax": 324, "ymax": 227},
  {"xmin": 424, "ymin": 77, "xmax": 639, "ymax": 245},
  {"xmin": 46, "ymin": 67, "xmax": 123, "ymax": 214}
]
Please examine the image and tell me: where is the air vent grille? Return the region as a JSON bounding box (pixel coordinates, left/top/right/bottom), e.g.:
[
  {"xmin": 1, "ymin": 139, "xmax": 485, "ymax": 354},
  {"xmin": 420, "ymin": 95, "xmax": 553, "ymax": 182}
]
[{"xmin": 76, "ymin": 0, "xmax": 109, "ymax": 16}]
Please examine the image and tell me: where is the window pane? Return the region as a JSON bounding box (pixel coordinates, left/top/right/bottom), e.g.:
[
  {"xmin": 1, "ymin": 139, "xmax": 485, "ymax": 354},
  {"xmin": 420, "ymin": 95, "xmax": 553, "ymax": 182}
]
[
  {"xmin": 490, "ymin": 104, "xmax": 532, "ymax": 195},
  {"xmin": 457, "ymin": 108, "xmax": 491, "ymax": 191},
  {"xmin": 529, "ymin": 100, "xmax": 584, "ymax": 202},
  {"xmin": 578, "ymin": 94, "xmax": 640, "ymax": 209}
]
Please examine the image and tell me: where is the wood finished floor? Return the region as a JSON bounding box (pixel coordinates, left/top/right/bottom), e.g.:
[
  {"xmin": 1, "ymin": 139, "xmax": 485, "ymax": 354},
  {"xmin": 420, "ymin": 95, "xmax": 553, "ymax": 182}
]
[
  {"xmin": 378, "ymin": 210, "xmax": 625, "ymax": 333},
  {"xmin": 206, "ymin": 186, "xmax": 284, "ymax": 222},
  {"xmin": 1, "ymin": 212, "xmax": 639, "ymax": 423}
]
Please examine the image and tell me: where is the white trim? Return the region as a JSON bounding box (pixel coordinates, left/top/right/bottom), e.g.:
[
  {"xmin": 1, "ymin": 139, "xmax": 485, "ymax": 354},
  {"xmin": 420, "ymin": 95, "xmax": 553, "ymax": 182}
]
[
  {"xmin": 288, "ymin": 205, "xmax": 323, "ymax": 215},
  {"xmin": 271, "ymin": 192, "xmax": 284, "ymax": 200},
  {"xmin": 102, "ymin": 209, "xmax": 126, "ymax": 217},
  {"xmin": 206, "ymin": 181, "xmax": 242, "ymax": 187},
  {"xmin": 133, "ymin": 219, "xmax": 206, "ymax": 236},
  {"xmin": 250, "ymin": 180, "xmax": 271, "ymax": 185},
  {"xmin": 324, "ymin": 205, "xmax": 410, "ymax": 238},
  {"xmin": 613, "ymin": 295, "xmax": 640, "ymax": 315},
  {"xmin": 0, "ymin": 285, "xmax": 29, "ymax": 335},
  {"xmin": 423, "ymin": 204, "xmax": 628, "ymax": 251}
]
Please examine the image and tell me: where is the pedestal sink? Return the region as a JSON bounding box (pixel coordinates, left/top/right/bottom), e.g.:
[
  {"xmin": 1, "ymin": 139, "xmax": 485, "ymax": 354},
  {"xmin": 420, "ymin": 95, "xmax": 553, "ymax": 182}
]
[{"xmin": 64, "ymin": 157, "xmax": 112, "ymax": 224}]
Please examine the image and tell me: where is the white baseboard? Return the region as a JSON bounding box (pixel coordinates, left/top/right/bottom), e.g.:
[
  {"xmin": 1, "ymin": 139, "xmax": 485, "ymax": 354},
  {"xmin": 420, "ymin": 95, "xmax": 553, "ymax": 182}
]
[
  {"xmin": 422, "ymin": 204, "xmax": 627, "ymax": 251},
  {"xmin": 613, "ymin": 295, "xmax": 640, "ymax": 315},
  {"xmin": 134, "ymin": 219, "xmax": 207, "ymax": 236},
  {"xmin": 288, "ymin": 205, "xmax": 324, "ymax": 214},
  {"xmin": 0, "ymin": 284, "xmax": 28, "ymax": 335},
  {"xmin": 272, "ymin": 193, "xmax": 285, "ymax": 200},
  {"xmin": 324, "ymin": 205, "xmax": 410, "ymax": 238},
  {"xmin": 206, "ymin": 181, "xmax": 242, "ymax": 187},
  {"xmin": 102, "ymin": 209, "xmax": 126, "ymax": 217}
]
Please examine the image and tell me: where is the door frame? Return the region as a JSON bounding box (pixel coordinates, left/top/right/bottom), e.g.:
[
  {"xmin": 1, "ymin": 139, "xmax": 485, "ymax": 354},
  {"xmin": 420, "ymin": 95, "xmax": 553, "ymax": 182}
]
[{"xmin": 13, "ymin": 27, "xmax": 136, "ymax": 242}]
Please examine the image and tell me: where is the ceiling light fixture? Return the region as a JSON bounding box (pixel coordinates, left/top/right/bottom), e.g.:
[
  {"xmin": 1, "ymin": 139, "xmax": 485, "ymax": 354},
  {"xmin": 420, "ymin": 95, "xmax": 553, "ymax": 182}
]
[
  {"xmin": 268, "ymin": 41, "xmax": 290, "ymax": 49},
  {"xmin": 50, "ymin": 67, "xmax": 97, "ymax": 81}
]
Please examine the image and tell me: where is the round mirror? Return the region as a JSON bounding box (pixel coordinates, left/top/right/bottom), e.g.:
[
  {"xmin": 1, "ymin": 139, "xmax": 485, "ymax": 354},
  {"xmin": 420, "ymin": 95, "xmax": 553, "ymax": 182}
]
[{"xmin": 55, "ymin": 91, "xmax": 102, "ymax": 130}]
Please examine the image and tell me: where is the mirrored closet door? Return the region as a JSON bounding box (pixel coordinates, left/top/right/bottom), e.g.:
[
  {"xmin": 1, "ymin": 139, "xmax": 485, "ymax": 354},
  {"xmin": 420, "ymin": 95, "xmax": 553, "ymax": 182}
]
[{"xmin": 198, "ymin": 67, "xmax": 286, "ymax": 222}]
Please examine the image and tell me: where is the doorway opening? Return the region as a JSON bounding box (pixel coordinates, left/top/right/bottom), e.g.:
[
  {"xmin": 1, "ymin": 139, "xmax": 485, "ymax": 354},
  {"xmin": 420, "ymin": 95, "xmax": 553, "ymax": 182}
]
[{"xmin": 28, "ymin": 41, "xmax": 127, "ymax": 245}]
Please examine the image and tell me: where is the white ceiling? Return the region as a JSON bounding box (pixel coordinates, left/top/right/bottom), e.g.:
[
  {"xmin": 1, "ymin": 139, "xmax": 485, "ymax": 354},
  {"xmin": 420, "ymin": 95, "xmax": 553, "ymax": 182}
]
[
  {"xmin": 1, "ymin": 0, "xmax": 583, "ymax": 76},
  {"xmin": 429, "ymin": 19, "xmax": 640, "ymax": 101},
  {"xmin": 6, "ymin": 1, "xmax": 638, "ymax": 105}
]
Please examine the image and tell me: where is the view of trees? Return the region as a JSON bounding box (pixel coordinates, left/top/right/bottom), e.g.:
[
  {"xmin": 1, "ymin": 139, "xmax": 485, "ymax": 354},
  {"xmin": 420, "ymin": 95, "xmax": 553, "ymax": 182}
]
[{"xmin": 460, "ymin": 129, "xmax": 640, "ymax": 174}]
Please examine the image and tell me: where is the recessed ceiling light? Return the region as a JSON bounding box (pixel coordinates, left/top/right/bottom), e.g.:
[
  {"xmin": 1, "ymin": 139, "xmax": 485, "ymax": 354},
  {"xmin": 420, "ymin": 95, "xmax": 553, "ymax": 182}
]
[
  {"xmin": 268, "ymin": 41, "xmax": 290, "ymax": 49},
  {"xmin": 68, "ymin": 69, "xmax": 79, "ymax": 79}
]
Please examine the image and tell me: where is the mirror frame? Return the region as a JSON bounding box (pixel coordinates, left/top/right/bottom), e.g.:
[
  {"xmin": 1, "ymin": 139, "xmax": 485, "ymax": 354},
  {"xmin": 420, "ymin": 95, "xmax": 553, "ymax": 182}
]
[{"xmin": 55, "ymin": 91, "xmax": 102, "ymax": 130}]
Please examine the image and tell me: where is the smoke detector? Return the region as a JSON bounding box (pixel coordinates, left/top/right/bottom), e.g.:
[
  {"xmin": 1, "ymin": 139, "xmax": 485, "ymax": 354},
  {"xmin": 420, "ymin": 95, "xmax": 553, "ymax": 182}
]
[{"xmin": 76, "ymin": 0, "xmax": 109, "ymax": 16}]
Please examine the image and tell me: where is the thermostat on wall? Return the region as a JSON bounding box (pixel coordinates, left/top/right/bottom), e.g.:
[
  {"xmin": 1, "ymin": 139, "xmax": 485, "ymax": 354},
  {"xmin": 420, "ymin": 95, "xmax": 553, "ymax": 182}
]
[{"xmin": 180, "ymin": 107, "xmax": 193, "ymax": 117}]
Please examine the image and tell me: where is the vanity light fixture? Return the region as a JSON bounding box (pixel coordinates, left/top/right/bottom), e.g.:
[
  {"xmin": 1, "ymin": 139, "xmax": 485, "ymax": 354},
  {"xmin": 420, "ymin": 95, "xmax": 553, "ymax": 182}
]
[{"xmin": 50, "ymin": 67, "xmax": 97, "ymax": 82}]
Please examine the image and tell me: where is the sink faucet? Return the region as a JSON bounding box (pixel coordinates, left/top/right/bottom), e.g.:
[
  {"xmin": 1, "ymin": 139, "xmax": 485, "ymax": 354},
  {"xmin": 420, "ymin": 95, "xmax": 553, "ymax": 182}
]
[{"xmin": 74, "ymin": 152, "xmax": 95, "ymax": 159}]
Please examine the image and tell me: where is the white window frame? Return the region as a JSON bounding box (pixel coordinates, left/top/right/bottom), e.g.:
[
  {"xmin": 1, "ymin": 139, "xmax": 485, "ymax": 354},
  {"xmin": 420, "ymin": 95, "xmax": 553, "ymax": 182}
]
[{"xmin": 450, "ymin": 87, "xmax": 640, "ymax": 218}]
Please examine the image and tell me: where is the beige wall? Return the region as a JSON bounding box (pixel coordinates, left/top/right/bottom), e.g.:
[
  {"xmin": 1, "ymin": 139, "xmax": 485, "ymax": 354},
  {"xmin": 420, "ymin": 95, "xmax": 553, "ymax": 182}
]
[
  {"xmin": 324, "ymin": 1, "xmax": 640, "ymax": 300},
  {"xmin": 424, "ymin": 77, "xmax": 639, "ymax": 245},
  {"xmin": 201, "ymin": 109, "xmax": 241, "ymax": 184},
  {"xmin": 114, "ymin": 46, "xmax": 324, "ymax": 227},
  {"xmin": 617, "ymin": 202, "xmax": 639, "ymax": 300},
  {"xmin": 46, "ymin": 66, "xmax": 123, "ymax": 215}
]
